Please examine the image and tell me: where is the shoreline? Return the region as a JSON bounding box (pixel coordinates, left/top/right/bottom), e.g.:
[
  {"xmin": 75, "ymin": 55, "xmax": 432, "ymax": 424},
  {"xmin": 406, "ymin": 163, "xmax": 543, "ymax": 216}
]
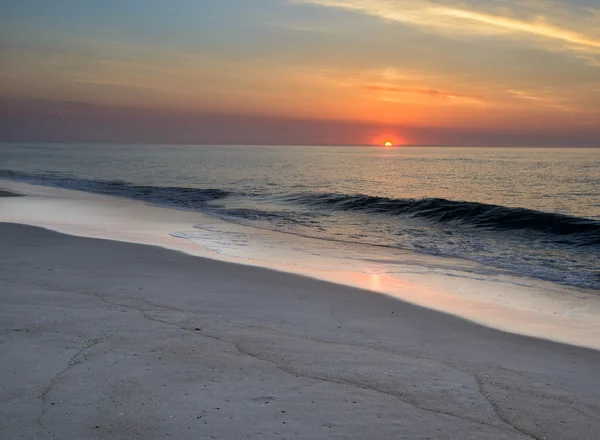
[
  {"xmin": 0, "ymin": 189, "xmax": 22, "ymax": 197},
  {"xmin": 1, "ymin": 222, "xmax": 599, "ymax": 439},
  {"xmin": 1, "ymin": 179, "xmax": 600, "ymax": 351}
]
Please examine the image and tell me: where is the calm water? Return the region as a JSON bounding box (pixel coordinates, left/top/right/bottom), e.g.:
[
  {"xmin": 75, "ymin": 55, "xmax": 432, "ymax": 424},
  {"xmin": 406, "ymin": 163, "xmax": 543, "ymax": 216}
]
[{"xmin": 1, "ymin": 144, "xmax": 599, "ymax": 289}]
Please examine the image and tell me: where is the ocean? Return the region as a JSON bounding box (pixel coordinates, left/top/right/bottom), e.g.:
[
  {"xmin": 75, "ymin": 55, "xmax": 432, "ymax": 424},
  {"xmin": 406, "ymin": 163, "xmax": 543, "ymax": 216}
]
[{"xmin": 1, "ymin": 143, "xmax": 599, "ymax": 291}]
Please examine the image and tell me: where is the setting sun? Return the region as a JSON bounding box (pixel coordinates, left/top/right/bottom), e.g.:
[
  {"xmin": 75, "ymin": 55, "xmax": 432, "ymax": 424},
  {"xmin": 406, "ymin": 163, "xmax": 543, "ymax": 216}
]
[{"xmin": 384, "ymin": 141, "xmax": 393, "ymax": 147}]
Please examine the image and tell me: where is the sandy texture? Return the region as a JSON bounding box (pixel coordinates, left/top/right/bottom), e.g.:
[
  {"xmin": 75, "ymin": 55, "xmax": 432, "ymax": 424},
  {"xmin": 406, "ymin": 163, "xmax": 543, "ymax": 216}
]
[{"xmin": 1, "ymin": 223, "xmax": 599, "ymax": 440}]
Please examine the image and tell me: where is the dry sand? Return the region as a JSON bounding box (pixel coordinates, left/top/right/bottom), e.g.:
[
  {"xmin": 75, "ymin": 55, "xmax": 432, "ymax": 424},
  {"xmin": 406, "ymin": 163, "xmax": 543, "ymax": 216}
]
[{"xmin": 1, "ymin": 222, "xmax": 599, "ymax": 440}]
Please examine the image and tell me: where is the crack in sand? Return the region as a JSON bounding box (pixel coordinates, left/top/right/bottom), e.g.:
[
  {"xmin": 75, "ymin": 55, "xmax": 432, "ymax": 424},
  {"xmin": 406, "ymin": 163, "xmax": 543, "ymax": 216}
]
[
  {"xmin": 473, "ymin": 368, "xmax": 600, "ymax": 424},
  {"xmin": 37, "ymin": 337, "xmax": 106, "ymax": 435},
  {"xmin": 25, "ymin": 280, "xmax": 592, "ymax": 440},
  {"xmin": 572, "ymin": 406, "xmax": 600, "ymax": 423},
  {"xmin": 137, "ymin": 309, "xmax": 533, "ymax": 438},
  {"xmin": 232, "ymin": 340, "xmax": 508, "ymax": 431},
  {"xmin": 473, "ymin": 374, "xmax": 541, "ymax": 440}
]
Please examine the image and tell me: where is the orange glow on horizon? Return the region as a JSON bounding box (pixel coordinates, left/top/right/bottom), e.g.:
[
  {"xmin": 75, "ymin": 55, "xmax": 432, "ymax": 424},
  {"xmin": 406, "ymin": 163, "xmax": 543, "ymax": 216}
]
[{"xmin": 370, "ymin": 132, "xmax": 405, "ymax": 146}]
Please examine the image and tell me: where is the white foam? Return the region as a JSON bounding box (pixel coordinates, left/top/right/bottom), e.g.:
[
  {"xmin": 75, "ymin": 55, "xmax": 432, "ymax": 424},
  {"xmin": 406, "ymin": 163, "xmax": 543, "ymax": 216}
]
[{"xmin": 2, "ymin": 178, "xmax": 599, "ymax": 350}]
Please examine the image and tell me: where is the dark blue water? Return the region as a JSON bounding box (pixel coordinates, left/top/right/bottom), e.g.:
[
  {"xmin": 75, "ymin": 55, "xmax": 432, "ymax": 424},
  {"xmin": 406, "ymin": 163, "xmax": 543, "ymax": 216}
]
[{"xmin": 1, "ymin": 144, "xmax": 599, "ymax": 289}]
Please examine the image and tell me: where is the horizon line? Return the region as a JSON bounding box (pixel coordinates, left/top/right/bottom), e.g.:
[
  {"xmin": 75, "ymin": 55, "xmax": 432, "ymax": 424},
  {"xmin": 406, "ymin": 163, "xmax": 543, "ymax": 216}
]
[{"xmin": 1, "ymin": 141, "xmax": 599, "ymax": 149}]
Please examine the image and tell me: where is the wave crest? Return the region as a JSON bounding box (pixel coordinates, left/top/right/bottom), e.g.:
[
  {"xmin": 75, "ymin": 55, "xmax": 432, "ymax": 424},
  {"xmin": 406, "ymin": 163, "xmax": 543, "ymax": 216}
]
[{"xmin": 284, "ymin": 193, "xmax": 600, "ymax": 246}]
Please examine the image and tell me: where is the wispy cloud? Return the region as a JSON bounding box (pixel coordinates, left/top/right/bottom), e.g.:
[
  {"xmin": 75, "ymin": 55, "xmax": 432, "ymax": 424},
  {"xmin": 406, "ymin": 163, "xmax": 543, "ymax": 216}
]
[
  {"xmin": 576, "ymin": 55, "xmax": 600, "ymax": 67},
  {"xmin": 360, "ymin": 84, "xmax": 480, "ymax": 102},
  {"xmin": 295, "ymin": 0, "xmax": 600, "ymax": 53},
  {"xmin": 508, "ymin": 89, "xmax": 574, "ymax": 111},
  {"xmin": 509, "ymin": 90, "xmax": 549, "ymax": 103},
  {"xmin": 437, "ymin": 7, "xmax": 600, "ymax": 48}
]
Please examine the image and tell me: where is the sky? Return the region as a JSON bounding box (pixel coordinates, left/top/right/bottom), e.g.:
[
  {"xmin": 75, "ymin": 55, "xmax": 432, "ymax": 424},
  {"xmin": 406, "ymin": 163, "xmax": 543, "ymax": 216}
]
[{"xmin": 1, "ymin": 0, "xmax": 600, "ymax": 146}]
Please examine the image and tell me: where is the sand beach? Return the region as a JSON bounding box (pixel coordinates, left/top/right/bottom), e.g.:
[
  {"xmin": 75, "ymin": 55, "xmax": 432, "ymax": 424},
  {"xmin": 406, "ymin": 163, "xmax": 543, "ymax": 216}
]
[{"xmin": 1, "ymin": 193, "xmax": 599, "ymax": 439}]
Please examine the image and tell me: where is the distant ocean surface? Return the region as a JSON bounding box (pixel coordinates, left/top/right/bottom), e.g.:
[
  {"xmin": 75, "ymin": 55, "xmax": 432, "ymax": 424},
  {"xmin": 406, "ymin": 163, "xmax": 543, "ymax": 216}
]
[{"xmin": 1, "ymin": 144, "xmax": 599, "ymax": 290}]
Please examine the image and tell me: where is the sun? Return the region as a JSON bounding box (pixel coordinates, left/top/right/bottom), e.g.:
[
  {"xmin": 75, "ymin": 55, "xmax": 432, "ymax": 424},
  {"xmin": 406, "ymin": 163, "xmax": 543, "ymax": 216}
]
[{"xmin": 384, "ymin": 141, "xmax": 393, "ymax": 147}]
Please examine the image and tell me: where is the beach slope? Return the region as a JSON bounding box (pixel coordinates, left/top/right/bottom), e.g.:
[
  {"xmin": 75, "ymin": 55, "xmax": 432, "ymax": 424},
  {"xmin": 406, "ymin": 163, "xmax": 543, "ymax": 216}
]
[{"xmin": 1, "ymin": 223, "xmax": 599, "ymax": 439}]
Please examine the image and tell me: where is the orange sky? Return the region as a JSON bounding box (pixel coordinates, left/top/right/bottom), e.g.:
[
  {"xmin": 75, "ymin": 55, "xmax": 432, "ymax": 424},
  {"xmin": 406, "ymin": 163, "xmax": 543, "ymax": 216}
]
[{"xmin": 1, "ymin": 0, "xmax": 599, "ymax": 145}]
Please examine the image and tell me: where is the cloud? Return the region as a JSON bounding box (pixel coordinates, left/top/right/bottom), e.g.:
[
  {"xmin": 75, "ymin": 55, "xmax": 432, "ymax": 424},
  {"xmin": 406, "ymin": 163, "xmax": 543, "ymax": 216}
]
[
  {"xmin": 576, "ymin": 55, "xmax": 600, "ymax": 67},
  {"xmin": 295, "ymin": 0, "xmax": 600, "ymax": 53},
  {"xmin": 437, "ymin": 7, "xmax": 600, "ymax": 48},
  {"xmin": 360, "ymin": 84, "xmax": 477, "ymax": 101},
  {"xmin": 508, "ymin": 89, "xmax": 574, "ymax": 111}
]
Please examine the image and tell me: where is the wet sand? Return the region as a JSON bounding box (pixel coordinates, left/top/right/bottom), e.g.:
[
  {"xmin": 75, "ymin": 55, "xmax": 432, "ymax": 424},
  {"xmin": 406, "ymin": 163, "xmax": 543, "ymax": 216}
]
[
  {"xmin": 1, "ymin": 222, "xmax": 599, "ymax": 439},
  {"xmin": 0, "ymin": 189, "xmax": 22, "ymax": 197}
]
